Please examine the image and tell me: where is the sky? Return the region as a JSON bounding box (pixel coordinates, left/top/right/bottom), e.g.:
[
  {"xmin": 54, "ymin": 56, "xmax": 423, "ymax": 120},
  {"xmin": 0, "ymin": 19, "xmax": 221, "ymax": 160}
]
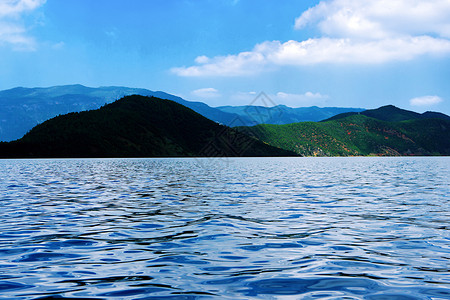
[{"xmin": 1, "ymin": 0, "xmax": 450, "ymax": 114}]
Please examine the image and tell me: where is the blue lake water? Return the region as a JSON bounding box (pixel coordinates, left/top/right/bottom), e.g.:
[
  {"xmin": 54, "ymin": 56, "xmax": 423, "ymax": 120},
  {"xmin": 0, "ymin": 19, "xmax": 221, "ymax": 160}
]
[{"xmin": 0, "ymin": 157, "xmax": 449, "ymax": 299}]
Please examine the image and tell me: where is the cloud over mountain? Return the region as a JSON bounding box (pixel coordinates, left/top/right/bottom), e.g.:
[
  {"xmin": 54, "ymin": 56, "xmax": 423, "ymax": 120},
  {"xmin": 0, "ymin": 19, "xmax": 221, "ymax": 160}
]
[
  {"xmin": 191, "ymin": 88, "xmax": 221, "ymax": 99},
  {"xmin": 410, "ymin": 95, "xmax": 443, "ymax": 107}
]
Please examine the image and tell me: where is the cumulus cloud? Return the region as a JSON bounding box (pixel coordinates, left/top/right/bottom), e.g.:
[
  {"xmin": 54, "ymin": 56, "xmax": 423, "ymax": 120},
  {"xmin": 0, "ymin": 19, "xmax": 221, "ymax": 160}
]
[
  {"xmin": 191, "ymin": 88, "xmax": 221, "ymax": 99},
  {"xmin": 294, "ymin": 0, "xmax": 450, "ymax": 39},
  {"xmin": 0, "ymin": 0, "xmax": 45, "ymax": 17},
  {"xmin": 410, "ymin": 95, "xmax": 443, "ymax": 106},
  {"xmin": 264, "ymin": 37, "xmax": 450, "ymax": 65},
  {"xmin": 274, "ymin": 91, "xmax": 328, "ymax": 106},
  {"xmin": 173, "ymin": 37, "xmax": 450, "ymax": 76},
  {"xmin": 173, "ymin": 0, "xmax": 450, "ymax": 77},
  {"xmin": 172, "ymin": 51, "xmax": 266, "ymax": 77},
  {"xmin": 0, "ymin": 0, "xmax": 46, "ymax": 50}
]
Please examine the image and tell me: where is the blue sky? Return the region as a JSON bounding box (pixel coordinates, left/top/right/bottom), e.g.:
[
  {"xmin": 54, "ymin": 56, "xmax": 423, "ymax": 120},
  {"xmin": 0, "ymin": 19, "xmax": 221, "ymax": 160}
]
[{"xmin": 1, "ymin": 0, "xmax": 450, "ymax": 114}]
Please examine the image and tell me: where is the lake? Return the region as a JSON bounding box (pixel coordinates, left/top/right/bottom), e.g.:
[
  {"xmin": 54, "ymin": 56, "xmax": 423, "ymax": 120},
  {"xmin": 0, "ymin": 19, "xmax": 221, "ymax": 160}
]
[{"xmin": 0, "ymin": 157, "xmax": 449, "ymax": 299}]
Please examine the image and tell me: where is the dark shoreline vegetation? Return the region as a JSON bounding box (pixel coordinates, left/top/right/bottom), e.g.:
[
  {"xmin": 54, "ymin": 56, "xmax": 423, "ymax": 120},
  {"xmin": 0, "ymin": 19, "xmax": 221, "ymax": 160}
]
[{"xmin": 0, "ymin": 95, "xmax": 449, "ymax": 158}]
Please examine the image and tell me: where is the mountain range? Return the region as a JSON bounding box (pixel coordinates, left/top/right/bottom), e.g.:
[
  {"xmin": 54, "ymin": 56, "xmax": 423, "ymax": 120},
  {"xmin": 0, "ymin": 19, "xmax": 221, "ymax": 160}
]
[
  {"xmin": 0, "ymin": 85, "xmax": 449, "ymax": 157},
  {"xmin": 0, "ymin": 85, "xmax": 246, "ymax": 142},
  {"xmin": 0, "ymin": 95, "xmax": 294, "ymax": 158},
  {"xmin": 216, "ymin": 105, "xmax": 365, "ymax": 126},
  {"xmin": 0, "ymin": 85, "xmax": 364, "ymax": 142}
]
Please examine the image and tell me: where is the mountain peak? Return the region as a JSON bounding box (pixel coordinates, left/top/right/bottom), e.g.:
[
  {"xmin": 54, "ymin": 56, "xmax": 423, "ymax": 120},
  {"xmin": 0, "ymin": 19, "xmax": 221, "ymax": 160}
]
[{"xmin": 324, "ymin": 105, "xmax": 450, "ymax": 123}]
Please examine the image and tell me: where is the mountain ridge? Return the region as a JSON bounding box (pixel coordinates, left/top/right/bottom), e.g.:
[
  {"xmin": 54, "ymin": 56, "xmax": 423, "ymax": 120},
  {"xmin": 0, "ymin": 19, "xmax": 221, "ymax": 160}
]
[
  {"xmin": 0, "ymin": 85, "xmax": 368, "ymax": 141},
  {"xmin": 0, "ymin": 95, "xmax": 294, "ymax": 158},
  {"xmin": 324, "ymin": 105, "xmax": 450, "ymax": 122},
  {"xmin": 0, "ymin": 85, "xmax": 250, "ymax": 142},
  {"xmin": 216, "ymin": 104, "xmax": 365, "ymax": 126}
]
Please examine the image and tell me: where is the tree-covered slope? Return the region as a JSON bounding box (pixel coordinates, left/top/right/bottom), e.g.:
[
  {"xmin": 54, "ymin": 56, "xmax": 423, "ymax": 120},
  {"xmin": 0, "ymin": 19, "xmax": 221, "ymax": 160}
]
[
  {"xmin": 0, "ymin": 95, "xmax": 294, "ymax": 158},
  {"xmin": 239, "ymin": 114, "xmax": 450, "ymax": 156},
  {"xmin": 325, "ymin": 105, "xmax": 450, "ymax": 122}
]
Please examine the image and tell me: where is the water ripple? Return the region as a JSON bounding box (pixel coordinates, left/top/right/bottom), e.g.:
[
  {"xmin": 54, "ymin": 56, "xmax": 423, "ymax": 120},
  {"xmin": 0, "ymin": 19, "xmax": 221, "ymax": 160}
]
[{"xmin": 0, "ymin": 157, "xmax": 448, "ymax": 299}]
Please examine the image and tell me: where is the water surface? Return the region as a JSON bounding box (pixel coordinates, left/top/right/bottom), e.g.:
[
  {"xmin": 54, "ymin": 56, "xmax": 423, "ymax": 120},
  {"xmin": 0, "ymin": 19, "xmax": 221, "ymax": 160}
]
[{"xmin": 0, "ymin": 157, "xmax": 449, "ymax": 299}]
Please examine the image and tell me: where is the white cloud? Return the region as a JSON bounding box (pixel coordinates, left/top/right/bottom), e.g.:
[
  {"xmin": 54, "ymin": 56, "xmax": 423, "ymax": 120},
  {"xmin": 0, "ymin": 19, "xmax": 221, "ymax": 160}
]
[
  {"xmin": 172, "ymin": 36, "xmax": 450, "ymax": 76},
  {"xmin": 294, "ymin": 0, "xmax": 450, "ymax": 39},
  {"xmin": 195, "ymin": 55, "xmax": 210, "ymax": 64},
  {"xmin": 0, "ymin": 0, "xmax": 45, "ymax": 16},
  {"xmin": 172, "ymin": 51, "xmax": 266, "ymax": 77},
  {"xmin": 410, "ymin": 95, "xmax": 443, "ymax": 106},
  {"xmin": 191, "ymin": 88, "xmax": 221, "ymax": 99},
  {"xmin": 173, "ymin": 0, "xmax": 450, "ymax": 77},
  {"xmin": 0, "ymin": 0, "xmax": 46, "ymax": 50},
  {"xmin": 274, "ymin": 91, "xmax": 329, "ymax": 106},
  {"xmin": 266, "ymin": 37, "xmax": 450, "ymax": 65}
]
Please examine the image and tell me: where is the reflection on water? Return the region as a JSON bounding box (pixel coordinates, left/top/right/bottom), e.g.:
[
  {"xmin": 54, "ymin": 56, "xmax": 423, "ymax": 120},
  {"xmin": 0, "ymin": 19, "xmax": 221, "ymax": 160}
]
[{"xmin": 0, "ymin": 157, "xmax": 449, "ymax": 299}]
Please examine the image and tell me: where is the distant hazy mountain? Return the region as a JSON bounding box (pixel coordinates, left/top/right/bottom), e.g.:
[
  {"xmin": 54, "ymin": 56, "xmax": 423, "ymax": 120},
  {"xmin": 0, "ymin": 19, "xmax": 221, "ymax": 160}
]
[
  {"xmin": 0, "ymin": 95, "xmax": 294, "ymax": 158},
  {"xmin": 216, "ymin": 105, "xmax": 365, "ymax": 126},
  {"xmin": 0, "ymin": 85, "xmax": 249, "ymax": 141}
]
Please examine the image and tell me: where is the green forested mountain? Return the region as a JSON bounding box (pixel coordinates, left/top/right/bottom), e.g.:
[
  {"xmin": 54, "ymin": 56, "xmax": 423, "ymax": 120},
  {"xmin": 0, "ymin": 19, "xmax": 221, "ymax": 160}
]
[
  {"xmin": 239, "ymin": 113, "xmax": 450, "ymax": 156},
  {"xmin": 325, "ymin": 105, "xmax": 450, "ymax": 122},
  {"xmin": 0, "ymin": 95, "xmax": 294, "ymax": 158}
]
